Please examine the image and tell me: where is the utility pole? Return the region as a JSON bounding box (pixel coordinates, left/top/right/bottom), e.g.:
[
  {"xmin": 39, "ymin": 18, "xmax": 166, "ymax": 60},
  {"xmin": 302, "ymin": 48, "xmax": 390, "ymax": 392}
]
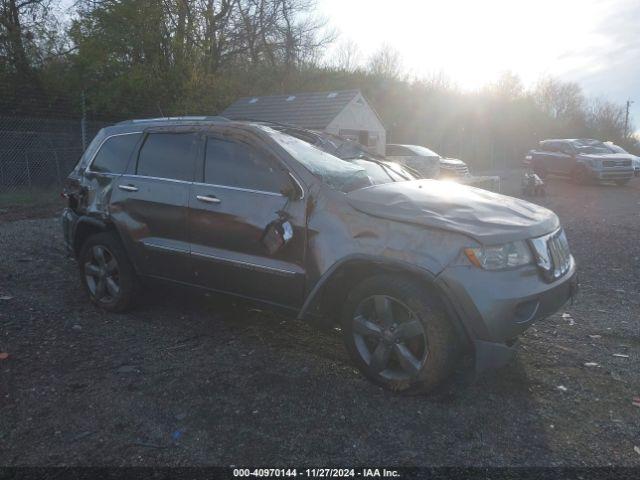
[{"xmin": 624, "ymin": 99, "xmax": 634, "ymax": 139}]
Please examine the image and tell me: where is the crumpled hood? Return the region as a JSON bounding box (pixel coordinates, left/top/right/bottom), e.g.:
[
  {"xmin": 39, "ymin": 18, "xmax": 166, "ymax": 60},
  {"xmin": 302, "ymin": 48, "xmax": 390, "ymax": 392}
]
[{"xmin": 347, "ymin": 179, "xmax": 559, "ymax": 244}]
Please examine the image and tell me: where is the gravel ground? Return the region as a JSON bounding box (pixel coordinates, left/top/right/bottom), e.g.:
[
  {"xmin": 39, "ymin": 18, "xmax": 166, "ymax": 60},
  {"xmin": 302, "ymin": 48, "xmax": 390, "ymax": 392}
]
[{"xmin": 0, "ymin": 176, "xmax": 639, "ymax": 466}]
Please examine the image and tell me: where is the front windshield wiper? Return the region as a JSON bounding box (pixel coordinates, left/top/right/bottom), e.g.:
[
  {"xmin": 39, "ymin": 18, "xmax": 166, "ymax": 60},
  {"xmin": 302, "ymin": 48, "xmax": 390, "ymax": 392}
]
[{"xmin": 353, "ymin": 157, "xmax": 412, "ymax": 181}]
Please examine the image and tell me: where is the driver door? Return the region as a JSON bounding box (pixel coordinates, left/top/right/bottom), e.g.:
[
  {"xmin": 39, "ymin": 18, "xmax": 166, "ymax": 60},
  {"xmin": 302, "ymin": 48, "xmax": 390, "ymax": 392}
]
[{"xmin": 188, "ymin": 132, "xmax": 307, "ymax": 308}]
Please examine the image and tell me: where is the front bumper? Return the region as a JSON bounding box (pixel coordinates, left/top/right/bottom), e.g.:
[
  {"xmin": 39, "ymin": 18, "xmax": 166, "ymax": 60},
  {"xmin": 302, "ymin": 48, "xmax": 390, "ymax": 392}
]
[
  {"xmin": 436, "ymin": 259, "xmax": 578, "ymax": 368},
  {"xmin": 589, "ymin": 168, "xmax": 634, "ymax": 181}
]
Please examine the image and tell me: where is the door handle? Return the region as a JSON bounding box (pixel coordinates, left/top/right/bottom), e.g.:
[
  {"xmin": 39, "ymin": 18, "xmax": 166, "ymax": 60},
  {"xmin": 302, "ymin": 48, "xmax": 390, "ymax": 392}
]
[
  {"xmin": 196, "ymin": 194, "xmax": 221, "ymax": 204},
  {"xmin": 119, "ymin": 184, "xmax": 138, "ymax": 192}
]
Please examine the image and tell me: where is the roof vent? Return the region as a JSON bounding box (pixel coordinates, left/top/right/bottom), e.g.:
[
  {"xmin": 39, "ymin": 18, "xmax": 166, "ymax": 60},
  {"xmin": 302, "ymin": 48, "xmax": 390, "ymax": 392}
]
[
  {"xmin": 327, "ymin": 92, "xmax": 338, "ymax": 98},
  {"xmin": 286, "ymin": 95, "xmax": 296, "ymax": 102},
  {"xmin": 249, "ymin": 98, "xmax": 259, "ymax": 104}
]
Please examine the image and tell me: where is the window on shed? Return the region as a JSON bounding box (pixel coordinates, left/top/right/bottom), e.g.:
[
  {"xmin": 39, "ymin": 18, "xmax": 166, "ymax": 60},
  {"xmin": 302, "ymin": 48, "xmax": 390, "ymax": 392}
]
[
  {"xmin": 90, "ymin": 133, "xmax": 141, "ymax": 174},
  {"xmin": 136, "ymin": 133, "xmax": 197, "ymax": 181},
  {"xmin": 204, "ymin": 136, "xmax": 289, "ymax": 193}
]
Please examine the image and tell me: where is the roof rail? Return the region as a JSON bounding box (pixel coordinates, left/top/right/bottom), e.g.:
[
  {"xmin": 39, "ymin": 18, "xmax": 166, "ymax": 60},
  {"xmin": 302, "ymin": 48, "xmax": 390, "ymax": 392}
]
[{"xmin": 116, "ymin": 116, "xmax": 229, "ymax": 125}]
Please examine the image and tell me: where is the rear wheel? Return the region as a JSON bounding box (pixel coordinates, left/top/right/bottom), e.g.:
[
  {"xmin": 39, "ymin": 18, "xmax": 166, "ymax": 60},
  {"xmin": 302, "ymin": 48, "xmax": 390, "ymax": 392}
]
[
  {"xmin": 341, "ymin": 275, "xmax": 460, "ymax": 394},
  {"xmin": 78, "ymin": 231, "xmax": 138, "ymax": 312}
]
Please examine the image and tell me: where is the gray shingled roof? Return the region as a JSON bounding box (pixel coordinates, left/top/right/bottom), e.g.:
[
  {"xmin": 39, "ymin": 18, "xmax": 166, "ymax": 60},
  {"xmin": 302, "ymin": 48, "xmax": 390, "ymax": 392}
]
[{"xmin": 221, "ymin": 90, "xmax": 360, "ymax": 129}]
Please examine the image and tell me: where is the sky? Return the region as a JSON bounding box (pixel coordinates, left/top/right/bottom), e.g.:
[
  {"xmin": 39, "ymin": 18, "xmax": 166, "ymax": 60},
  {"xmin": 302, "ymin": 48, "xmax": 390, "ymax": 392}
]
[{"xmin": 319, "ymin": 0, "xmax": 640, "ymax": 132}]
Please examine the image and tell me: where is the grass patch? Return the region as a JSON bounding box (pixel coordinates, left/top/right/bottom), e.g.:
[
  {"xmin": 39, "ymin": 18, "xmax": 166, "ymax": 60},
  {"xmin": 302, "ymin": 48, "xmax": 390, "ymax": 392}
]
[{"xmin": 0, "ymin": 187, "xmax": 61, "ymax": 208}]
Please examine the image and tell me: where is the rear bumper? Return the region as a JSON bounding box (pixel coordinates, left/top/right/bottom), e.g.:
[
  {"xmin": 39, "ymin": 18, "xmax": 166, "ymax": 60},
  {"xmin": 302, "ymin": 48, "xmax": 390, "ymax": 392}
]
[{"xmin": 436, "ymin": 261, "xmax": 578, "ymax": 370}]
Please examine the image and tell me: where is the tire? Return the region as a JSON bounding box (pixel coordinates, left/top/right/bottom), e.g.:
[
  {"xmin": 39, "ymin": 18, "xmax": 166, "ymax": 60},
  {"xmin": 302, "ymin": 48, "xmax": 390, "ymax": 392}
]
[
  {"xmin": 615, "ymin": 179, "xmax": 630, "ymax": 186},
  {"xmin": 78, "ymin": 231, "xmax": 138, "ymax": 312},
  {"xmin": 572, "ymin": 166, "xmax": 590, "ymax": 184},
  {"xmin": 341, "ymin": 274, "xmax": 460, "ymax": 394}
]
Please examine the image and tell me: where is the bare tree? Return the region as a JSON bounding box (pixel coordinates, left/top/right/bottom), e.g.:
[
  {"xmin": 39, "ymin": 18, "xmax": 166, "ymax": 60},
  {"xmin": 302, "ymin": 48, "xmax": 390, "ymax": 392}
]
[
  {"xmin": 367, "ymin": 43, "xmax": 402, "ymax": 78},
  {"xmin": 0, "ymin": 0, "xmax": 51, "ymax": 79},
  {"xmin": 533, "ymin": 77, "xmax": 585, "ymax": 120},
  {"xmin": 587, "ymin": 98, "xmax": 628, "ymax": 142},
  {"xmin": 331, "ymin": 38, "xmax": 360, "ymax": 72}
]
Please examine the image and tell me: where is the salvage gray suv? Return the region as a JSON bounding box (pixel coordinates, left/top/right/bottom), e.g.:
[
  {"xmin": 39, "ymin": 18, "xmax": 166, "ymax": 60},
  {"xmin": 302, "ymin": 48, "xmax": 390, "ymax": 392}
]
[{"xmin": 62, "ymin": 117, "xmax": 578, "ymax": 394}]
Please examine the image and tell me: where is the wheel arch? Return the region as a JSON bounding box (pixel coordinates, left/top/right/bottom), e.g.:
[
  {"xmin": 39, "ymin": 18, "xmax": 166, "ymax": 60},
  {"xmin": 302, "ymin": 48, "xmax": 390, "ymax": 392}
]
[
  {"xmin": 298, "ymin": 255, "xmax": 471, "ymax": 344},
  {"xmin": 72, "ymin": 216, "xmax": 117, "ymax": 256}
]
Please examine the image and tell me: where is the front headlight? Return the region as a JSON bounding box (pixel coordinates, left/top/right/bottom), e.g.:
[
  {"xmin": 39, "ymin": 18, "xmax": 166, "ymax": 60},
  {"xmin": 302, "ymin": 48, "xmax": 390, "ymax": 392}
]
[{"xmin": 464, "ymin": 240, "xmax": 533, "ymax": 270}]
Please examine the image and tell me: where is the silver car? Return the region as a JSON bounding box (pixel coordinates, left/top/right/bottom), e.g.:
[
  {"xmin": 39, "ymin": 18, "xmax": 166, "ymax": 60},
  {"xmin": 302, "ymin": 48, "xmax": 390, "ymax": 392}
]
[{"xmin": 386, "ymin": 143, "xmax": 471, "ymax": 179}]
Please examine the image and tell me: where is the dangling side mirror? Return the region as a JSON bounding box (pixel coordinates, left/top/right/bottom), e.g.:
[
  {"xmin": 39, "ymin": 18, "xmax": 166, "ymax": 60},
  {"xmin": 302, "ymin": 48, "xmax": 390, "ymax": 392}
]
[{"xmin": 281, "ymin": 172, "xmax": 304, "ymax": 200}]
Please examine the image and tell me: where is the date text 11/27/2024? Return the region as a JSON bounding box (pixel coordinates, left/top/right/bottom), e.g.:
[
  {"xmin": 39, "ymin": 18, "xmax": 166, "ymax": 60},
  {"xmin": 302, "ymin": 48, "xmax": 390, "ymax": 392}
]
[{"xmin": 232, "ymin": 469, "xmax": 401, "ymax": 478}]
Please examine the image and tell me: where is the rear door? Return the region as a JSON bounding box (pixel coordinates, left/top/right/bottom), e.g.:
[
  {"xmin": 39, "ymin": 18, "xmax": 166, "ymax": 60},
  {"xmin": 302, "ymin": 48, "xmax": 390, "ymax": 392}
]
[
  {"xmin": 188, "ymin": 131, "xmax": 307, "ymax": 307},
  {"xmin": 110, "ymin": 131, "xmax": 198, "ymax": 282},
  {"xmin": 537, "ymin": 142, "xmax": 557, "ymax": 173},
  {"xmin": 556, "ymin": 143, "xmax": 577, "ymax": 174}
]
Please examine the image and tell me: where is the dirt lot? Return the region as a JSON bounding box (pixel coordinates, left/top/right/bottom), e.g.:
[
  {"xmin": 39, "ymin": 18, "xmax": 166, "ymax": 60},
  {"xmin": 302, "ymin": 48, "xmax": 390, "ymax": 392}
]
[{"xmin": 1, "ymin": 176, "xmax": 639, "ymax": 466}]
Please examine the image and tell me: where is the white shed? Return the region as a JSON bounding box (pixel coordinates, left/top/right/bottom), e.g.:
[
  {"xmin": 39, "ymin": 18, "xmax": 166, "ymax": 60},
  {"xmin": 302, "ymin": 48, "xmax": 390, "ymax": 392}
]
[{"xmin": 222, "ymin": 89, "xmax": 386, "ymax": 155}]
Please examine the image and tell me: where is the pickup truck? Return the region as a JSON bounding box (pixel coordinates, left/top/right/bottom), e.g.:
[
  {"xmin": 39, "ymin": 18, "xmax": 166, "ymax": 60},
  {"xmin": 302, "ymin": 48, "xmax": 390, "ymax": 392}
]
[{"xmin": 524, "ymin": 139, "xmax": 635, "ymax": 185}]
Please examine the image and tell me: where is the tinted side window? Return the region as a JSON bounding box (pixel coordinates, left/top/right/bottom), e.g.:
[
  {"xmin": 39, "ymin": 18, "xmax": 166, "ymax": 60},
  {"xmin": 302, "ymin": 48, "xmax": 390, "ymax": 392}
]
[
  {"xmin": 559, "ymin": 143, "xmax": 574, "ymax": 155},
  {"xmin": 137, "ymin": 133, "xmax": 196, "ymax": 181},
  {"xmin": 204, "ymin": 137, "xmax": 288, "ymax": 193},
  {"xmin": 91, "ymin": 133, "xmax": 141, "ymax": 174}
]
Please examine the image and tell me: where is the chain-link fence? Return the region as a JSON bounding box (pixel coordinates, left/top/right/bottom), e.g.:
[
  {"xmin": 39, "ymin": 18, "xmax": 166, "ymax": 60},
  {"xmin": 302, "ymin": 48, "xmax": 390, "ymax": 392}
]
[{"xmin": 0, "ymin": 116, "xmax": 111, "ymax": 204}]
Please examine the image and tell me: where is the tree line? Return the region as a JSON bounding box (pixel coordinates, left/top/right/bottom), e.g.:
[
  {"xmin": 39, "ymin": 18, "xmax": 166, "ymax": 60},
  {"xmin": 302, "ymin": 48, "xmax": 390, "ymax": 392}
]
[{"xmin": 1, "ymin": 0, "xmax": 637, "ymax": 169}]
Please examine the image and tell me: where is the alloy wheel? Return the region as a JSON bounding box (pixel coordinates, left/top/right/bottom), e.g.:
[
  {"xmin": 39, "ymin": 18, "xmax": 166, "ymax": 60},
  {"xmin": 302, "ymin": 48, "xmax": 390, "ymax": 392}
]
[
  {"xmin": 352, "ymin": 295, "xmax": 428, "ymax": 381},
  {"xmin": 84, "ymin": 245, "xmax": 120, "ymax": 304}
]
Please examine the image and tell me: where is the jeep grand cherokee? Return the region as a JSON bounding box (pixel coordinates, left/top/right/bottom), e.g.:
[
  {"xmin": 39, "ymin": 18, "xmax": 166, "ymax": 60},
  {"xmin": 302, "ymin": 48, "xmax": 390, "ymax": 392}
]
[{"xmin": 62, "ymin": 117, "xmax": 578, "ymax": 394}]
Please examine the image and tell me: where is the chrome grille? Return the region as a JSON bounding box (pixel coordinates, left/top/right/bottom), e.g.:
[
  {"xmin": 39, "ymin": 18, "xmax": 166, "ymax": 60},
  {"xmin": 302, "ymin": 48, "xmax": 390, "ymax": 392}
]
[
  {"xmin": 440, "ymin": 163, "xmax": 470, "ymax": 177},
  {"xmin": 529, "ymin": 229, "xmax": 572, "ymax": 281},
  {"xmin": 603, "ymin": 159, "xmax": 631, "ymax": 167}
]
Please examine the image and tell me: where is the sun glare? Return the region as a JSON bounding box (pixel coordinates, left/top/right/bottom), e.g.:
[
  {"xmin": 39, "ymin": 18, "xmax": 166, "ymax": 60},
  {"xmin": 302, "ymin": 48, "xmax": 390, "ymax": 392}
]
[{"xmin": 323, "ymin": 0, "xmax": 610, "ymax": 89}]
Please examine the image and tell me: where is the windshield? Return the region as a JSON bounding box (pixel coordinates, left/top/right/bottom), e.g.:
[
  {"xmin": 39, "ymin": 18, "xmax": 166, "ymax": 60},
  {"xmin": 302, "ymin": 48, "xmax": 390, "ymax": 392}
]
[
  {"xmin": 575, "ymin": 145, "xmax": 614, "ymax": 154},
  {"xmin": 572, "ymin": 140, "xmax": 614, "ymax": 155},
  {"xmin": 263, "ymin": 127, "xmax": 373, "ymax": 192},
  {"xmin": 607, "ymin": 144, "xmax": 627, "ymax": 154},
  {"xmin": 351, "ymin": 159, "xmax": 415, "ymax": 184}
]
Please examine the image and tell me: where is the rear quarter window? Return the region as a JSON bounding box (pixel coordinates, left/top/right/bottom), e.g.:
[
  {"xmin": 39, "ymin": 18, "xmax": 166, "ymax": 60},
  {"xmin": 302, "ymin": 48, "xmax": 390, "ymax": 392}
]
[{"xmin": 90, "ymin": 133, "xmax": 142, "ymax": 174}]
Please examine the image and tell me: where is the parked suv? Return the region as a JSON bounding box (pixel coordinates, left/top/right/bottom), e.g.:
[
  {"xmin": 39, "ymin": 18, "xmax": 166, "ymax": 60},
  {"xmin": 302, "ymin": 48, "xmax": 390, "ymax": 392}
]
[
  {"xmin": 62, "ymin": 117, "xmax": 578, "ymax": 394},
  {"xmin": 525, "ymin": 139, "xmax": 635, "ymax": 185},
  {"xmin": 386, "ymin": 144, "xmax": 471, "ymax": 179},
  {"xmin": 604, "ymin": 142, "xmax": 640, "ymax": 177}
]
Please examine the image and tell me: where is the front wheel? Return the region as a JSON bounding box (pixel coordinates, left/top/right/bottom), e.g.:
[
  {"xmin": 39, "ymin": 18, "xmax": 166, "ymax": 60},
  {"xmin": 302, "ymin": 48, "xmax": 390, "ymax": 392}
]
[
  {"xmin": 341, "ymin": 275, "xmax": 460, "ymax": 394},
  {"xmin": 78, "ymin": 231, "xmax": 138, "ymax": 312},
  {"xmin": 572, "ymin": 166, "xmax": 591, "ymax": 184}
]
